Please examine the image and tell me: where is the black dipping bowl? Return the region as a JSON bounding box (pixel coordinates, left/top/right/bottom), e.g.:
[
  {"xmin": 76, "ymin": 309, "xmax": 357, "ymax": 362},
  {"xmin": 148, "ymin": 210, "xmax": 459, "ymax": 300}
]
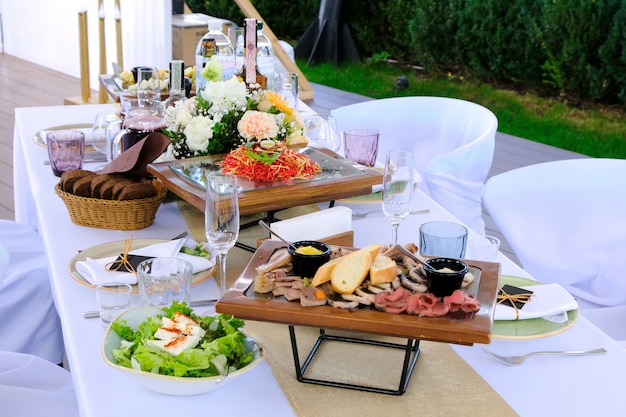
[
  {"xmin": 424, "ymin": 257, "xmax": 469, "ymax": 298},
  {"xmin": 288, "ymin": 241, "xmax": 332, "ymax": 279}
]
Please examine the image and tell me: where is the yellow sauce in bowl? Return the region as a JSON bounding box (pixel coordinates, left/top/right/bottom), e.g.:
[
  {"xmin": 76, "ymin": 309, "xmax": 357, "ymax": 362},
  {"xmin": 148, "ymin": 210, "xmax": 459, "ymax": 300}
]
[{"xmin": 295, "ymin": 245, "xmax": 324, "ymax": 255}]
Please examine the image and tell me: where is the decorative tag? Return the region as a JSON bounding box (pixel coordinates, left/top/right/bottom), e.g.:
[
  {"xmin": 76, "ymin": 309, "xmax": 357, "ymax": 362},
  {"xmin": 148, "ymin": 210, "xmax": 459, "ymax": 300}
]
[
  {"xmin": 108, "ymin": 254, "xmax": 153, "ymax": 273},
  {"xmin": 498, "ymin": 285, "xmax": 534, "ymax": 309}
]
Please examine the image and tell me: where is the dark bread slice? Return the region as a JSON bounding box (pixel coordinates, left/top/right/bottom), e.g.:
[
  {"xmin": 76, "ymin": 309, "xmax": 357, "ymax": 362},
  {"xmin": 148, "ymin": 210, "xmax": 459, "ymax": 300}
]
[
  {"xmin": 111, "ymin": 179, "xmax": 136, "ymax": 200},
  {"xmin": 99, "ymin": 178, "xmax": 121, "ymax": 199},
  {"xmin": 60, "ymin": 169, "xmax": 96, "ymax": 193},
  {"xmin": 71, "ymin": 173, "xmax": 98, "ymax": 197},
  {"xmin": 116, "ymin": 182, "xmax": 158, "ymax": 200},
  {"xmin": 89, "ymin": 174, "xmax": 119, "ymax": 198}
]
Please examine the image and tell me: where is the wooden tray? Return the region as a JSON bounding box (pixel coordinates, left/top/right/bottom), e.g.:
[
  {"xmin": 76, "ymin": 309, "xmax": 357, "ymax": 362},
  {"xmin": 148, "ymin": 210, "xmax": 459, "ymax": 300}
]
[
  {"xmin": 216, "ymin": 240, "xmax": 500, "ymax": 345},
  {"xmin": 147, "ymin": 148, "xmax": 383, "ymax": 216}
]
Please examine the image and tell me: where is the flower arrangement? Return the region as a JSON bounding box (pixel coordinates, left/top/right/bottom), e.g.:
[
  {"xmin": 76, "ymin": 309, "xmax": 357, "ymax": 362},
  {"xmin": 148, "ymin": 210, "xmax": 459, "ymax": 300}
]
[{"xmin": 160, "ymin": 76, "xmax": 308, "ymax": 160}]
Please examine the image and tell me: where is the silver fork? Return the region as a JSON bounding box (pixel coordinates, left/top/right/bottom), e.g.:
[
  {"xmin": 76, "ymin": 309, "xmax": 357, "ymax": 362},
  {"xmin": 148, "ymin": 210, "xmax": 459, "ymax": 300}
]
[
  {"xmin": 482, "ymin": 347, "xmax": 607, "ymax": 365},
  {"xmin": 351, "ymin": 208, "xmax": 430, "ymax": 219}
]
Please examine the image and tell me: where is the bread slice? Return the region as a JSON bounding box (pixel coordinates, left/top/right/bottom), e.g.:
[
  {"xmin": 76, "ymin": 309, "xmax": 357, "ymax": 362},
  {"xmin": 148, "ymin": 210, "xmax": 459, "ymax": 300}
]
[
  {"xmin": 310, "ymin": 257, "xmax": 342, "ymax": 287},
  {"xmin": 72, "ymin": 174, "xmax": 98, "ymax": 197},
  {"xmin": 362, "ymin": 243, "xmax": 382, "ymax": 261},
  {"xmin": 60, "ymin": 169, "xmax": 95, "ymax": 193},
  {"xmin": 117, "ymin": 182, "xmax": 157, "ymax": 200},
  {"xmin": 369, "ymin": 254, "xmax": 398, "ymax": 285},
  {"xmin": 89, "ymin": 174, "xmax": 118, "ymax": 198},
  {"xmin": 331, "ymin": 249, "xmax": 373, "ymax": 295}
]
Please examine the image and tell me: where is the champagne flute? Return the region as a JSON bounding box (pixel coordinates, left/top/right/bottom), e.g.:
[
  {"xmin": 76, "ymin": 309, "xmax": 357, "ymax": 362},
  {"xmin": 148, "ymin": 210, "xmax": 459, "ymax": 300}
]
[
  {"xmin": 381, "ymin": 151, "xmax": 415, "ymax": 245},
  {"xmin": 205, "ymin": 173, "xmax": 240, "ymax": 297}
]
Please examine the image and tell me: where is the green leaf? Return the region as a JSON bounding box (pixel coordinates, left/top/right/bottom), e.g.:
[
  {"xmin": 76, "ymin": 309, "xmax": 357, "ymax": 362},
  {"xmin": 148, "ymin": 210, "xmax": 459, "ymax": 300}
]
[{"xmin": 244, "ymin": 150, "xmax": 280, "ymax": 165}]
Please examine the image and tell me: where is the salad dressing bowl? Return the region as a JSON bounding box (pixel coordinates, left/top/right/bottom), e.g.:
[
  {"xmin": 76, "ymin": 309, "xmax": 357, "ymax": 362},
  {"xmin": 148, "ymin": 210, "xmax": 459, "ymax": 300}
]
[{"xmin": 102, "ymin": 306, "xmax": 265, "ymax": 396}]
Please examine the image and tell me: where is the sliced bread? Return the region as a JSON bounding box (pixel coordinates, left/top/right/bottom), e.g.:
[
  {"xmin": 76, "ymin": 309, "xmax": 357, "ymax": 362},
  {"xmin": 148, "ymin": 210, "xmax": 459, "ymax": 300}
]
[
  {"xmin": 330, "ymin": 249, "xmax": 373, "ymax": 295},
  {"xmin": 310, "ymin": 257, "xmax": 342, "ymax": 287},
  {"xmin": 369, "ymin": 254, "xmax": 398, "ymax": 285}
]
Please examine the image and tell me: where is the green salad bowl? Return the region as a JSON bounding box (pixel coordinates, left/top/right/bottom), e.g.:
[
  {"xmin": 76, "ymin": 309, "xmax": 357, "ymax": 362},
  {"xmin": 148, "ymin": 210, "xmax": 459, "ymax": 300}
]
[{"xmin": 102, "ymin": 306, "xmax": 265, "ymax": 396}]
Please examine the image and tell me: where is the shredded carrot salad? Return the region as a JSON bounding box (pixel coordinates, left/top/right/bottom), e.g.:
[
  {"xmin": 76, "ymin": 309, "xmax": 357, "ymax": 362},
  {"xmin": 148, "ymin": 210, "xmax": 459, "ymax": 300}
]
[{"xmin": 221, "ymin": 145, "xmax": 321, "ymax": 181}]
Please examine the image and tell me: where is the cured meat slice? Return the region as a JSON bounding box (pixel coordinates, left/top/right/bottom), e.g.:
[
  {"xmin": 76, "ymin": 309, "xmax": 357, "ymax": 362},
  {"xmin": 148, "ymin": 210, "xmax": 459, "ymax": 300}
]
[
  {"xmin": 443, "ymin": 290, "xmax": 481, "ymax": 313},
  {"xmin": 373, "ymin": 286, "xmax": 412, "ymax": 313}
]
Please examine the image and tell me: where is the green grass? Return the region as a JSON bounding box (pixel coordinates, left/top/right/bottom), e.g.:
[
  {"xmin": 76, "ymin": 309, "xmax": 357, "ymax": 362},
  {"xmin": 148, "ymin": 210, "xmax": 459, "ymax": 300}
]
[{"xmin": 298, "ymin": 61, "xmax": 626, "ymax": 159}]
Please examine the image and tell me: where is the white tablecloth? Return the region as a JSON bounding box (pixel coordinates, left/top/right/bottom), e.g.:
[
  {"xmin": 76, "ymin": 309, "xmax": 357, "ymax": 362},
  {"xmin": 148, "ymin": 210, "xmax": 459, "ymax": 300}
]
[{"xmin": 14, "ymin": 104, "xmax": 626, "ymax": 416}]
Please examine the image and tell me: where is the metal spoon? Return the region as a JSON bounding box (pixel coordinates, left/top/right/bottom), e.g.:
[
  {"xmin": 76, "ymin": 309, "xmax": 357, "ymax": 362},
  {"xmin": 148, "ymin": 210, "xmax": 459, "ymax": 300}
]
[
  {"xmin": 258, "ymin": 220, "xmax": 298, "ymax": 251},
  {"xmin": 393, "ymin": 243, "xmax": 429, "ymax": 267}
]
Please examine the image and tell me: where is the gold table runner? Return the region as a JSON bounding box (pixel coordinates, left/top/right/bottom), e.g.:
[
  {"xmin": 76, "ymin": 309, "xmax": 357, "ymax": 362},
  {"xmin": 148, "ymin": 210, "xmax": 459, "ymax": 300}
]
[{"xmin": 178, "ymin": 201, "xmax": 518, "ymax": 417}]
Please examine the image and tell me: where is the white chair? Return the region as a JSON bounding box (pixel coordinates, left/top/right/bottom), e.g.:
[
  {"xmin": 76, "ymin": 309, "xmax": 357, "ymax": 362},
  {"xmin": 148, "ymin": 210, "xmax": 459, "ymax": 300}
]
[
  {"xmin": 331, "ymin": 96, "xmax": 497, "ymax": 234},
  {"xmin": 483, "ymin": 159, "xmax": 626, "ymax": 343},
  {"xmin": 0, "ymin": 351, "xmax": 79, "ymax": 416},
  {"xmin": 0, "ymin": 220, "xmax": 65, "ymax": 364}
]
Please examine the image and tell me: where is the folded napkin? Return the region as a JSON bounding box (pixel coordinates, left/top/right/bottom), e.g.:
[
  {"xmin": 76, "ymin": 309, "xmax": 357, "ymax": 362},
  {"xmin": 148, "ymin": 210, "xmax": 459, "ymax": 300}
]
[
  {"xmin": 75, "ymin": 238, "xmax": 213, "ymax": 286},
  {"xmin": 98, "ymin": 132, "xmax": 171, "ymax": 178},
  {"xmin": 270, "ymin": 206, "xmax": 352, "ymax": 242},
  {"xmin": 494, "ymin": 283, "xmax": 578, "ymax": 323}
]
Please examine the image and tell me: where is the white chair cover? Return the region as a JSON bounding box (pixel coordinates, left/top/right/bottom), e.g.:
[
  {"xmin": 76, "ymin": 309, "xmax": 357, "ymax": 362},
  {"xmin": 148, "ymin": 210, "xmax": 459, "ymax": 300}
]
[
  {"xmin": 0, "ymin": 351, "xmax": 79, "ymax": 416},
  {"xmin": 331, "ymin": 96, "xmax": 497, "ymax": 234},
  {"xmin": 483, "ymin": 158, "xmax": 626, "ymax": 308},
  {"xmin": 0, "ymin": 220, "xmax": 64, "ymax": 364}
]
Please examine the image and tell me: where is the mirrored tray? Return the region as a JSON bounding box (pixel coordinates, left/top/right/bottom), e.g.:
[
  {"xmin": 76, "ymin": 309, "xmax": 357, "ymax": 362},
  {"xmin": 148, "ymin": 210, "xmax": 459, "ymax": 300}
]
[{"xmin": 169, "ymin": 146, "xmax": 370, "ymax": 193}]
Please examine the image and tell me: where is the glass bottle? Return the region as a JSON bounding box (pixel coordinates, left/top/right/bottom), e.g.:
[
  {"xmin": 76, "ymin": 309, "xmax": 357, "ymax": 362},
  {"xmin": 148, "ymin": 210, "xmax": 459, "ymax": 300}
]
[
  {"xmin": 241, "ymin": 17, "xmax": 267, "ymax": 92},
  {"xmin": 195, "ymin": 21, "xmax": 235, "ymax": 93},
  {"xmin": 163, "ymin": 60, "xmax": 186, "ymax": 108},
  {"xmin": 256, "ymin": 21, "xmax": 275, "ymax": 91}
]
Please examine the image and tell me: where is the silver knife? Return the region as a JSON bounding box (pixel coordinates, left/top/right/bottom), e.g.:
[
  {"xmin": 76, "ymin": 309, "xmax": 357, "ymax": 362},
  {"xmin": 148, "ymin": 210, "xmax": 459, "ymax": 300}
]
[{"xmin": 83, "ymin": 299, "xmax": 219, "ymax": 319}]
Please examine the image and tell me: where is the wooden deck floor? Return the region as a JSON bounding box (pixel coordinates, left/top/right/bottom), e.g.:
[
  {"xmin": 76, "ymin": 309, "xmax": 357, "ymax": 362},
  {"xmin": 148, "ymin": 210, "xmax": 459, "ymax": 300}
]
[{"xmin": 0, "ymin": 54, "xmax": 589, "ymax": 264}]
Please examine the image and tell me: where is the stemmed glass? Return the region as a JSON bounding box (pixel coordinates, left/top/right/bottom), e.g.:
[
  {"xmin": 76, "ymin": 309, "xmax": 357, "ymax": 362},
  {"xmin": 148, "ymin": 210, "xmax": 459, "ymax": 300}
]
[
  {"xmin": 205, "ymin": 173, "xmax": 240, "ymax": 297},
  {"xmin": 317, "ymin": 115, "xmax": 342, "ymax": 152},
  {"xmin": 381, "ymin": 151, "xmax": 415, "ymax": 245}
]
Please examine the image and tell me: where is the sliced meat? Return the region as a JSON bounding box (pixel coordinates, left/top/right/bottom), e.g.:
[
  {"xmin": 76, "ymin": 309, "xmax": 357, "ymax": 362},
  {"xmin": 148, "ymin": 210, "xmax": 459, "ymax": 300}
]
[
  {"xmin": 373, "ymin": 286, "xmax": 412, "ymax": 313},
  {"xmin": 400, "ymin": 274, "xmax": 428, "ymax": 293},
  {"xmin": 342, "ymin": 293, "xmax": 373, "ymax": 306},
  {"xmin": 283, "ymin": 288, "xmax": 302, "ymax": 302},
  {"xmin": 443, "ymin": 290, "xmax": 481, "ymax": 313},
  {"xmin": 327, "ymin": 294, "xmax": 359, "ymax": 311},
  {"xmin": 272, "ymin": 286, "xmax": 289, "ymax": 297},
  {"xmin": 256, "ymin": 248, "xmax": 291, "ymax": 274},
  {"xmin": 300, "ymin": 285, "xmax": 327, "ymax": 307}
]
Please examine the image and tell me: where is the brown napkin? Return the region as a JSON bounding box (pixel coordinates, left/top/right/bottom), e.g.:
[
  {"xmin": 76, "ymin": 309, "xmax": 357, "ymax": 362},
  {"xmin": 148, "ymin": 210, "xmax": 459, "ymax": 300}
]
[{"xmin": 99, "ymin": 132, "xmax": 171, "ymax": 178}]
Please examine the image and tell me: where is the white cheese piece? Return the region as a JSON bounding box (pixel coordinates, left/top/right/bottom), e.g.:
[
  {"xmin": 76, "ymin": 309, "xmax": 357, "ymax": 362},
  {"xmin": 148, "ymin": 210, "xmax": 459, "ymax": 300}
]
[{"xmin": 146, "ymin": 313, "xmax": 206, "ymax": 356}]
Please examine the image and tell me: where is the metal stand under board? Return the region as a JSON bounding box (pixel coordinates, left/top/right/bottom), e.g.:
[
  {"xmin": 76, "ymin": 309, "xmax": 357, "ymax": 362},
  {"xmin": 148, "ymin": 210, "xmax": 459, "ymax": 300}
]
[{"xmin": 288, "ymin": 327, "xmax": 420, "ymax": 395}]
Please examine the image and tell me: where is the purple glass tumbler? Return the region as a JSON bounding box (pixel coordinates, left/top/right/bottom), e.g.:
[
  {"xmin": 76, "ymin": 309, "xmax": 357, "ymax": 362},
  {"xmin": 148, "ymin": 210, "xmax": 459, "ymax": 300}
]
[
  {"xmin": 46, "ymin": 130, "xmax": 85, "ymax": 176},
  {"xmin": 343, "ymin": 127, "xmax": 379, "ymax": 166}
]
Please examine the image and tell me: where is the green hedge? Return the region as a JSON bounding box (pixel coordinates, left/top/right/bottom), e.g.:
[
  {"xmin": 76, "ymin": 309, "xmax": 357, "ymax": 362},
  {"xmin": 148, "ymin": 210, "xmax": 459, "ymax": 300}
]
[{"xmin": 186, "ymin": 0, "xmax": 626, "ymax": 106}]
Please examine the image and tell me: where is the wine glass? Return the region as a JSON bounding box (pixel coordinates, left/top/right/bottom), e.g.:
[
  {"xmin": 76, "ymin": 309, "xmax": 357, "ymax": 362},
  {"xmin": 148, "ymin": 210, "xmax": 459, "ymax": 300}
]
[
  {"xmin": 205, "ymin": 173, "xmax": 240, "ymax": 297},
  {"xmin": 381, "ymin": 151, "xmax": 415, "ymax": 245},
  {"xmin": 317, "ymin": 115, "xmax": 342, "ymax": 152}
]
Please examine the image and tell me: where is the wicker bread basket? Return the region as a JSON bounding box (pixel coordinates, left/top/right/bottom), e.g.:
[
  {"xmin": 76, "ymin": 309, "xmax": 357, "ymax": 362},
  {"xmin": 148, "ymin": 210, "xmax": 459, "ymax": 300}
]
[{"xmin": 54, "ymin": 180, "xmax": 167, "ymax": 230}]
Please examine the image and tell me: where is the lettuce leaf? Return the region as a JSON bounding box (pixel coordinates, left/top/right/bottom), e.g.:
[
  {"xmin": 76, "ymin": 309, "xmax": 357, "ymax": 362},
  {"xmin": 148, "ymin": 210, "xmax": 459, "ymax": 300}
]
[{"xmin": 110, "ymin": 302, "xmax": 251, "ymax": 378}]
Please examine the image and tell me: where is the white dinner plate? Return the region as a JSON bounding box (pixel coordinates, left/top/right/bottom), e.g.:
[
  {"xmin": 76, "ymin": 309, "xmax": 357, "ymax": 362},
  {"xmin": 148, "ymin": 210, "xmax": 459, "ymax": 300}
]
[
  {"xmin": 68, "ymin": 239, "xmax": 215, "ymax": 294},
  {"xmin": 33, "ymin": 123, "xmax": 96, "ymax": 150}
]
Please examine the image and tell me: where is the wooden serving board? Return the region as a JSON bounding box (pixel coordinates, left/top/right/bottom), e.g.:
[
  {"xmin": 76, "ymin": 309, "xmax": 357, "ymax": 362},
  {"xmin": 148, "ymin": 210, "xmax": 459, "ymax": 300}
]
[
  {"xmin": 216, "ymin": 240, "xmax": 500, "ymax": 345},
  {"xmin": 147, "ymin": 148, "xmax": 383, "ymax": 216}
]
